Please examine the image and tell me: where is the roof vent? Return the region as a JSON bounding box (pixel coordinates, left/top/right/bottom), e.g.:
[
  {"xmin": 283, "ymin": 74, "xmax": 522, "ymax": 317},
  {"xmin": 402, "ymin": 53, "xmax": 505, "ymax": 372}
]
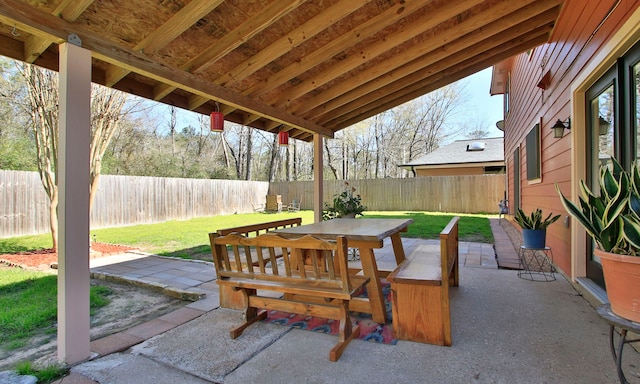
[{"xmin": 466, "ymin": 142, "xmax": 486, "ymax": 151}]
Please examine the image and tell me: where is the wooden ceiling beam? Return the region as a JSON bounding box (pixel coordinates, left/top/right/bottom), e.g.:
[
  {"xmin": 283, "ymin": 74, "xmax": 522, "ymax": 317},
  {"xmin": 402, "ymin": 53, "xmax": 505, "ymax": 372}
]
[
  {"xmin": 153, "ymin": 0, "xmax": 301, "ymax": 101},
  {"xmin": 57, "ymin": 0, "xmax": 94, "ymax": 21},
  {"xmin": 105, "ymin": 0, "xmax": 223, "ymax": 87},
  {"xmin": 272, "ymin": 0, "xmax": 491, "ymax": 107},
  {"xmin": 0, "ymin": 0, "xmax": 333, "ymax": 138},
  {"xmin": 188, "ymin": 0, "xmax": 303, "ymax": 74},
  {"xmin": 331, "ymin": 32, "xmax": 551, "ymax": 128},
  {"xmin": 187, "ymin": 94, "xmax": 210, "ymax": 111},
  {"xmin": 243, "ymin": 113, "xmax": 262, "ymax": 126},
  {"xmin": 23, "ymin": 0, "xmax": 93, "ymax": 63},
  {"xmin": 264, "ymin": 120, "xmax": 282, "ymax": 132},
  {"xmin": 0, "ymin": 33, "xmax": 25, "ymax": 61},
  {"xmin": 297, "ymin": 0, "xmax": 560, "ymax": 119},
  {"xmin": 330, "ymin": 32, "xmax": 551, "ymax": 130},
  {"xmin": 220, "ymin": 105, "xmax": 235, "ymax": 115},
  {"xmin": 140, "ymin": 0, "xmax": 223, "ymax": 55},
  {"xmin": 217, "ymin": 0, "xmax": 372, "ymax": 87},
  {"xmin": 242, "ymin": 0, "xmax": 428, "ymax": 98}
]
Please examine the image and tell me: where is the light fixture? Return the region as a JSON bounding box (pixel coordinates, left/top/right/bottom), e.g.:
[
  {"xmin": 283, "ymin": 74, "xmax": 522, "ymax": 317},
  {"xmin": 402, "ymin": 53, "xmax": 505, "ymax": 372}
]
[
  {"xmin": 278, "ymin": 131, "xmax": 289, "ymax": 146},
  {"xmin": 598, "ymin": 116, "xmax": 611, "ymax": 136},
  {"xmin": 210, "ymin": 103, "xmax": 224, "ymax": 132},
  {"xmin": 552, "ymin": 117, "xmax": 570, "ymax": 138},
  {"xmin": 536, "ymin": 70, "xmax": 551, "ymax": 90}
]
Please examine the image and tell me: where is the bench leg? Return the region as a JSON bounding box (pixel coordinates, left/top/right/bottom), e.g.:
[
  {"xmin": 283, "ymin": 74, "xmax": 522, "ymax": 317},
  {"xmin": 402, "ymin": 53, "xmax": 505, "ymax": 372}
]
[
  {"xmin": 329, "ymin": 300, "xmax": 360, "ymax": 362},
  {"xmin": 230, "ymin": 290, "xmax": 267, "ymax": 339},
  {"xmin": 450, "ymin": 253, "xmax": 459, "ymax": 287}
]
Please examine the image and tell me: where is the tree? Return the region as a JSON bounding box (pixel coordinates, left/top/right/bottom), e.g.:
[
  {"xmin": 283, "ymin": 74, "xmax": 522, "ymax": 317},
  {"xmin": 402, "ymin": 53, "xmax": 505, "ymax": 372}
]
[
  {"xmin": 90, "ymin": 85, "xmax": 130, "ymax": 212},
  {"xmin": 2, "ymin": 58, "xmax": 475, "ymax": 185},
  {"xmin": 462, "ymin": 118, "xmax": 492, "ymax": 140},
  {"xmin": 321, "ymin": 82, "xmax": 467, "ymax": 180},
  {"xmin": 20, "ymin": 63, "xmax": 132, "ymax": 249},
  {"xmin": 21, "ymin": 64, "xmax": 59, "ymax": 249},
  {"xmin": 0, "ymin": 58, "xmax": 35, "ymax": 170}
]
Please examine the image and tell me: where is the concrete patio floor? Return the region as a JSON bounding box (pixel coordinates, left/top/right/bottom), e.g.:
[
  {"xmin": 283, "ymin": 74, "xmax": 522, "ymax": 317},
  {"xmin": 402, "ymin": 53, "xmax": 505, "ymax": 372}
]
[{"xmin": 47, "ymin": 219, "xmax": 633, "ymax": 383}]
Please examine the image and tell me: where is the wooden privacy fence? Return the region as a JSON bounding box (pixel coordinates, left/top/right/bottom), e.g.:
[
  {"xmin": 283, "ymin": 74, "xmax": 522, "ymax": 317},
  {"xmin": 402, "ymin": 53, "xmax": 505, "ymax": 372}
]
[
  {"xmin": 269, "ymin": 175, "xmax": 505, "ymax": 214},
  {"xmin": 0, "ymin": 170, "xmax": 269, "ymax": 238},
  {"xmin": 1, "ymin": 171, "xmax": 504, "ymax": 237}
]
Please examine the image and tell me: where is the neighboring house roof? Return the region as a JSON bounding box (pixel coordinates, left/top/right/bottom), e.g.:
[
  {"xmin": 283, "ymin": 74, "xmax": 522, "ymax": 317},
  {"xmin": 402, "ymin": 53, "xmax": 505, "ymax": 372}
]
[{"xmin": 399, "ymin": 137, "xmax": 504, "ymax": 170}]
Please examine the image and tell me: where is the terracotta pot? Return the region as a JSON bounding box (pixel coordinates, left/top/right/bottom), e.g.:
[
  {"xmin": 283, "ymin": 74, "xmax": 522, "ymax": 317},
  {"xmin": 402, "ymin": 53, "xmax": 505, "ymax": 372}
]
[{"xmin": 595, "ymin": 248, "xmax": 640, "ymax": 322}]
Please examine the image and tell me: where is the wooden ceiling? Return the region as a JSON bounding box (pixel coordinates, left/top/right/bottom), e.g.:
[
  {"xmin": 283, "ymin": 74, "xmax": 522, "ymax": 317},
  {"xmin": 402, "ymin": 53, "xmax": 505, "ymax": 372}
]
[{"xmin": 0, "ymin": 0, "xmax": 564, "ymax": 141}]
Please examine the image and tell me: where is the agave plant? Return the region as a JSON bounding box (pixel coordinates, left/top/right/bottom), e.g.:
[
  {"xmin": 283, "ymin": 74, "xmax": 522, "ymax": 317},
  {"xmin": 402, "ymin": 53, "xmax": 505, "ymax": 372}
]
[
  {"xmin": 514, "ymin": 208, "xmax": 561, "ymax": 230},
  {"xmin": 556, "ymin": 157, "xmax": 640, "ymax": 255}
]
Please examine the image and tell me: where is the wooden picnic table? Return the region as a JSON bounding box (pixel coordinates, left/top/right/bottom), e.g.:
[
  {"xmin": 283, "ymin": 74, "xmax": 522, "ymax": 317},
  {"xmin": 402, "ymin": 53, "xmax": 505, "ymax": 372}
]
[{"xmin": 272, "ymin": 218, "xmax": 413, "ymax": 323}]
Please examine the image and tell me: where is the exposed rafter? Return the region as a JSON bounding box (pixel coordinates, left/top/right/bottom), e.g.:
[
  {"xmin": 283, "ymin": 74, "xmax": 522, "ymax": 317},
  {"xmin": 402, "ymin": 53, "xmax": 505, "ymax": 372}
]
[{"xmin": 0, "ymin": 0, "xmax": 565, "ymax": 141}]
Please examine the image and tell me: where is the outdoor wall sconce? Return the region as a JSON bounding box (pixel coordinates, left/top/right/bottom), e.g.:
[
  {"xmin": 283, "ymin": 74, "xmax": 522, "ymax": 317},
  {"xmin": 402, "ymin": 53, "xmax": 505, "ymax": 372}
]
[
  {"xmin": 598, "ymin": 116, "xmax": 611, "ymax": 136},
  {"xmin": 278, "ymin": 131, "xmax": 289, "ymax": 146},
  {"xmin": 210, "ymin": 103, "xmax": 224, "ymax": 132},
  {"xmin": 552, "ymin": 118, "xmax": 570, "ymax": 138}
]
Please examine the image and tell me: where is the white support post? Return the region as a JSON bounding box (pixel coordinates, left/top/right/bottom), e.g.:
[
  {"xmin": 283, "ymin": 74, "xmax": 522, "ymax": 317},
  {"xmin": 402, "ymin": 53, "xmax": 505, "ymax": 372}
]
[
  {"xmin": 57, "ymin": 41, "xmax": 92, "ymax": 364},
  {"xmin": 313, "ymin": 133, "xmax": 324, "ymax": 223}
]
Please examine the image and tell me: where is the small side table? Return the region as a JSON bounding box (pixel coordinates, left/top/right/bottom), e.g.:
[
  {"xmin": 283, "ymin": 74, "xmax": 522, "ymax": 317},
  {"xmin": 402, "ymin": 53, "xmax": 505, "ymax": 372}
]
[
  {"xmin": 597, "ymin": 304, "xmax": 640, "ymax": 384},
  {"xmin": 517, "ymin": 246, "xmax": 555, "ymax": 281}
]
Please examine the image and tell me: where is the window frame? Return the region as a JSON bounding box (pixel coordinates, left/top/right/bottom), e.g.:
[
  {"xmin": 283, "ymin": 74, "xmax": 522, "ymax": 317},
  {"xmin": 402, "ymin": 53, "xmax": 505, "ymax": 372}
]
[{"xmin": 525, "ymin": 123, "xmax": 541, "ymax": 181}]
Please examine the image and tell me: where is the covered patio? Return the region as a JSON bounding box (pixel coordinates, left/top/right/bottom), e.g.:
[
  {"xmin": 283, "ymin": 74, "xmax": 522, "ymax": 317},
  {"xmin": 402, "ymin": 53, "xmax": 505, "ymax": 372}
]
[
  {"xmin": 52, "ymin": 222, "xmax": 624, "ymax": 383},
  {"xmin": 0, "ymin": 0, "xmax": 575, "ymax": 368}
]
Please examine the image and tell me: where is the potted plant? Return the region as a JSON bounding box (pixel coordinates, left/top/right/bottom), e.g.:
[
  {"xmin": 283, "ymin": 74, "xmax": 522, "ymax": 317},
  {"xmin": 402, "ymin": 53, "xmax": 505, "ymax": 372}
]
[
  {"xmin": 514, "ymin": 208, "xmax": 561, "ymax": 249},
  {"xmin": 556, "ymin": 157, "xmax": 640, "ymax": 322},
  {"xmin": 323, "ymin": 182, "xmax": 366, "ymax": 220}
]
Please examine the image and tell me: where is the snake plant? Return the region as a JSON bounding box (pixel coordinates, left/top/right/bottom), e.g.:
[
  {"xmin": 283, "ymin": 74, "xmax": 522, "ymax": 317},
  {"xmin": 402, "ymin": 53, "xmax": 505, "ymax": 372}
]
[
  {"xmin": 514, "ymin": 208, "xmax": 560, "ymax": 230},
  {"xmin": 556, "ymin": 157, "xmax": 640, "ymax": 255}
]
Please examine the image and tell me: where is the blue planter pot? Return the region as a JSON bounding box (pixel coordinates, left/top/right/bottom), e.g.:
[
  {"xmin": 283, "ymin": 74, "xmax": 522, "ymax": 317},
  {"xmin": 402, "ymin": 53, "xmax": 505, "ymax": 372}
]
[{"xmin": 522, "ymin": 229, "xmax": 546, "ymax": 249}]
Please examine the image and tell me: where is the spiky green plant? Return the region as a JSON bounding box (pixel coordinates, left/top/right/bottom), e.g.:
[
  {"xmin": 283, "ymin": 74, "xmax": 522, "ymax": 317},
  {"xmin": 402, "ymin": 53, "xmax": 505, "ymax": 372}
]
[
  {"xmin": 556, "ymin": 157, "xmax": 640, "ymax": 255},
  {"xmin": 514, "ymin": 208, "xmax": 561, "ymax": 230}
]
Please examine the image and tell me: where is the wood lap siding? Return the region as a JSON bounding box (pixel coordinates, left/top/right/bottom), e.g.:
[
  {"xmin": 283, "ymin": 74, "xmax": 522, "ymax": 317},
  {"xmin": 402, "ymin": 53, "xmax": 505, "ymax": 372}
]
[{"xmin": 503, "ymin": 0, "xmax": 640, "ymax": 273}]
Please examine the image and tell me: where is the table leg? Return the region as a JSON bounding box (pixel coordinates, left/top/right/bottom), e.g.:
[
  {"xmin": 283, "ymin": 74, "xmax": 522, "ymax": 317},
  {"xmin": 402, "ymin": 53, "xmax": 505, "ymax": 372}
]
[
  {"xmin": 359, "ymin": 247, "xmax": 387, "ymax": 324},
  {"xmin": 390, "ymin": 233, "xmax": 406, "ymax": 265}
]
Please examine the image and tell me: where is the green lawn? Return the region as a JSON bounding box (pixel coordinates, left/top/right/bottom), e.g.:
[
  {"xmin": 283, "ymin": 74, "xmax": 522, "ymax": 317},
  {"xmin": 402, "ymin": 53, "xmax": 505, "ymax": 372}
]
[
  {"xmin": 0, "ymin": 211, "xmax": 494, "ymax": 259},
  {"xmin": 0, "ymin": 210, "xmax": 493, "ymax": 369},
  {"xmin": 0, "ymin": 268, "xmax": 111, "ymax": 351}
]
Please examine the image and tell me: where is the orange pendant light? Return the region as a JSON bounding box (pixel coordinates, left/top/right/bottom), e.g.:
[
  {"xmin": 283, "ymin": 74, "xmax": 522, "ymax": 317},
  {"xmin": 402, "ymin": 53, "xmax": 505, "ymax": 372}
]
[
  {"xmin": 210, "ymin": 111, "xmax": 224, "ymax": 132},
  {"xmin": 278, "ymin": 131, "xmax": 289, "ymax": 146}
]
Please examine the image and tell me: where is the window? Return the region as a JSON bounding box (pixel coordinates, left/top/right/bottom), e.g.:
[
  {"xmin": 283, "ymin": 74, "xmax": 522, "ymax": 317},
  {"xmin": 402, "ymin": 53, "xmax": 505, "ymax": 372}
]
[
  {"xmin": 584, "ymin": 39, "xmax": 640, "ymax": 287},
  {"xmin": 513, "ymin": 147, "xmax": 520, "ymax": 211},
  {"xmin": 589, "ymin": 42, "xmax": 640, "ymax": 168},
  {"xmin": 504, "ymin": 74, "xmax": 510, "ymax": 117},
  {"xmin": 526, "ymin": 123, "xmax": 540, "ymax": 180}
]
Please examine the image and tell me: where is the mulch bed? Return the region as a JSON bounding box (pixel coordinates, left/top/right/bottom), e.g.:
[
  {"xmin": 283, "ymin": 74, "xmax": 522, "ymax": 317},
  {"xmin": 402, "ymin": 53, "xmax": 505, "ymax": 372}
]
[{"xmin": 0, "ymin": 243, "xmax": 137, "ymax": 269}]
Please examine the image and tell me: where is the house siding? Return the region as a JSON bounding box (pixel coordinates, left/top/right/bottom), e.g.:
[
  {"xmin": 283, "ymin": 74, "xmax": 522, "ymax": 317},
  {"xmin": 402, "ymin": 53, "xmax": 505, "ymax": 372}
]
[{"xmin": 502, "ymin": 0, "xmax": 640, "ymax": 275}]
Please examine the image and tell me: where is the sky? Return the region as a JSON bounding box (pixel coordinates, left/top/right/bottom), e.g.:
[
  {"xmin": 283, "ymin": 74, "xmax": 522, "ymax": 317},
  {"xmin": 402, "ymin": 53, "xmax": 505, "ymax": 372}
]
[
  {"xmin": 455, "ymin": 67, "xmax": 505, "ymax": 140},
  {"xmin": 164, "ymin": 67, "xmax": 506, "ymax": 141}
]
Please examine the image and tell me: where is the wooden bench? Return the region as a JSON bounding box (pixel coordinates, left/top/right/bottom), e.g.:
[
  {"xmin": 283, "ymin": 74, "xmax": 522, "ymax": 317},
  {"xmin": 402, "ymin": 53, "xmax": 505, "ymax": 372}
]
[
  {"xmin": 387, "ymin": 216, "xmax": 460, "ymax": 346},
  {"xmin": 209, "ymin": 232, "xmax": 369, "ymax": 362},
  {"xmin": 216, "ymin": 218, "xmax": 302, "ymax": 309},
  {"xmin": 216, "ymin": 217, "xmax": 302, "ymax": 237}
]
